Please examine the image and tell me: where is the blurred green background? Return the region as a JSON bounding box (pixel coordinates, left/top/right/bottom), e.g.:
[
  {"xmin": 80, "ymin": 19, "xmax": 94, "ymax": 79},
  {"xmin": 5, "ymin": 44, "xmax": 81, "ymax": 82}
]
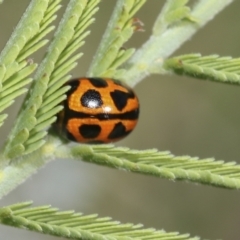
[{"xmin": 0, "ymin": 1, "xmax": 240, "ymax": 239}]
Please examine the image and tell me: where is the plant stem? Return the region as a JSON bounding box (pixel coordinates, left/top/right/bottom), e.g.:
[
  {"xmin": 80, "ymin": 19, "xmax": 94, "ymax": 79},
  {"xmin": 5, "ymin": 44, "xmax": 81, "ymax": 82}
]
[{"xmin": 123, "ymin": 0, "xmax": 233, "ymax": 87}]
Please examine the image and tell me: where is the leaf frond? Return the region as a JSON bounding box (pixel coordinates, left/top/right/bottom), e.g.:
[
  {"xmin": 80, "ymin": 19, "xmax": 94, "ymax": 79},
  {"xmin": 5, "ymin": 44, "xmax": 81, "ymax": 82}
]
[
  {"xmin": 0, "ymin": 0, "xmax": 49, "ymax": 66},
  {"xmin": 4, "ymin": 0, "xmax": 100, "ymax": 159},
  {"xmin": 0, "ymin": 0, "xmax": 61, "ymax": 128},
  {"xmin": 88, "ymin": 0, "xmax": 146, "ymax": 80},
  {"xmin": 123, "ymin": 1, "xmax": 232, "ymax": 86},
  {"xmin": 16, "ymin": 0, "xmax": 62, "ymax": 62},
  {"xmin": 164, "ymin": 54, "xmax": 240, "ymax": 84},
  {"xmin": 55, "ymin": 144, "xmax": 240, "ymax": 189},
  {"xmin": 0, "ymin": 61, "xmax": 37, "ymax": 127},
  {"xmin": 0, "ymin": 202, "xmax": 199, "ymax": 240}
]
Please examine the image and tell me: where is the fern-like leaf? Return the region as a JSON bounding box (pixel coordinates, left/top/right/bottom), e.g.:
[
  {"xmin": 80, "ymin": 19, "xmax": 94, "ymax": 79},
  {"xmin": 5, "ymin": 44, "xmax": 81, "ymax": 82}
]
[
  {"xmin": 4, "ymin": 0, "xmax": 100, "ymax": 159},
  {"xmin": 0, "ymin": 202, "xmax": 199, "ymax": 240},
  {"xmin": 164, "ymin": 54, "xmax": 240, "ymax": 84},
  {"xmin": 0, "ymin": 0, "xmax": 61, "ymax": 127},
  {"xmin": 54, "ymin": 144, "xmax": 240, "ymax": 189},
  {"xmin": 88, "ymin": 0, "xmax": 146, "ymax": 80},
  {"xmin": 123, "ymin": 1, "xmax": 231, "ymax": 87},
  {"xmin": 16, "ymin": 0, "xmax": 62, "ymax": 62}
]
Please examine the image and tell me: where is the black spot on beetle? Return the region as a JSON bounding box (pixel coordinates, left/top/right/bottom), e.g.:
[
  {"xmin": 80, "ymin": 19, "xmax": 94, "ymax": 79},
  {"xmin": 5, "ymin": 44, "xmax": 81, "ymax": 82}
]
[
  {"xmin": 108, "ymin": 122, "xmax": 131, "ymax": 139},
  {"xmin": 79, "ymin": 124, "xmax": 101, "ymax": 138},
  {"xmin": 110, "ymin": 90, "xmax": 131, "ymax": 111},
  {"xmin": 81, "ymin": 89, "xmax": 103, "ymax": 108},
  {"xmin": 88, "ymin": 78, "xmax": 108, "ymax": 88}
]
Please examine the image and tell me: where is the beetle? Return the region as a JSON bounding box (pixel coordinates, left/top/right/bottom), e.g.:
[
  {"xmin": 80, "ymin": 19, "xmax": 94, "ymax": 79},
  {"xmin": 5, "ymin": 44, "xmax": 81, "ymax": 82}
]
[{"xmin": 55, "ymin": 77, "xmax": 139, "ymax": 143}]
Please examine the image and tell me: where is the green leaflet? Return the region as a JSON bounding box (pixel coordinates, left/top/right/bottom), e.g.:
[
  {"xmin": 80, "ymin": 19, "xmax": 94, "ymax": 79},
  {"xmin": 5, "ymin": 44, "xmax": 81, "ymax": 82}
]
[
  {"xmin": 0, "ymin": 202, "xmax": 199, "ymax": 240},
  {"xmin": 0, "ymin": 0, "xmax": 49, "ymax": 66},
  {"xmin": 0, "ymin": 62, "xmax": 37, "ymax": 127},
  {"xmin": 54, "ymin": 144, "xmax": 240, "ymax": 189},
  {"xmin": 164, "ymin": 54, "xmax": 240, "ymax": 84},
  {"xmin": 0, "ymin": 0, "xmax": 61, "ymax": 128},
  {"xmin": 4, "ymin": 0, "xmax": 100, "ymax": 159},
  {"xmin": 88, "ymin": 0, "xmax": 146, "ymax": 80},
  {"xmin": 0, "ymin": 64, "xmax": 6, "ymax": 89}
]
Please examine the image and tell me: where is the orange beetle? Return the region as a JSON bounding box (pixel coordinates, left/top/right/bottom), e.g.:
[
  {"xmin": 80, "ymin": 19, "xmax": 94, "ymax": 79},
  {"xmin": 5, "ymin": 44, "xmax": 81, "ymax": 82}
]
[{"xmin": 56, "ymin": 77, "xmax": 139, "ymax": 143}]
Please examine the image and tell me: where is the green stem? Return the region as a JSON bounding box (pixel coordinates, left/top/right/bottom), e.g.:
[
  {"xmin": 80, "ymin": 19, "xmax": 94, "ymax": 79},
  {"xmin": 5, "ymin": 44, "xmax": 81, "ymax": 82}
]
[
  {"xmin": 123, "ymin": 0, "xmax": 233, "ymax": 87},
  {"xmin": 54, "ymin": 144, "xmax": 240, "ymax": 189},
  {"xmin": 0, "ymin": 141, "xmax": 56, "ymax": 199}
]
